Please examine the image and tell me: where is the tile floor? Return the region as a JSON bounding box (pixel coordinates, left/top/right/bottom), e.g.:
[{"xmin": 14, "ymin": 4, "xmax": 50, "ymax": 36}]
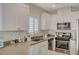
[{"xmin": 0, "ymin": 42, "xmax": 67, "ymax": 55}]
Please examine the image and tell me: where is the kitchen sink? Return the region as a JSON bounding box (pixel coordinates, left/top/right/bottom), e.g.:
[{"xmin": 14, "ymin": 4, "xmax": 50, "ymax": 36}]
[{"xmin": 31, "ymin": 36, "xmax": 43, "ymax": 41}]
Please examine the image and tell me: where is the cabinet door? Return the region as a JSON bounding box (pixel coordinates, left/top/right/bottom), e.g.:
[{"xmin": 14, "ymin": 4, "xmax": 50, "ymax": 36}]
[
  {"xmin": 40, "ymin": 45, "xmax": 48, "ymax": 55},
  {"xmin": 0, "ymin": 40, "xmax": 3, "ymax": 48},
  {"xmin": 70, "ymin": 40, "xmax": 76, "ymax": 55},
  {"xmin": 28, "ymin": 45, "xmax": 40, "ymax": 55},
  {"xmin": 40, "ymin": 13, "xmax": 51, "ymax": 30},
  {"xmin": 28, "ymin": 41, "xmax": 48, "ymax": 55},
  {"xmin": 39, "ymin": 41, "xmax": 48, "ymax": 55},
  {"xmin": 40, "ymin": 13, "xmax": 46, "ymax": 30}
]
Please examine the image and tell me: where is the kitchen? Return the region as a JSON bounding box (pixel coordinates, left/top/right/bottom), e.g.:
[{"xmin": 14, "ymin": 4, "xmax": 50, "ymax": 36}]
[{"xmin": 0, "ymin": 3, "xmax": 78, "ymax": 55}]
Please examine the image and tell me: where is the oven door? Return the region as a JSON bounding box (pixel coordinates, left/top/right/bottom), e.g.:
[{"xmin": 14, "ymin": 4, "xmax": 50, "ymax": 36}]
[{"xmin": 56, "ymin": 40, "xmax": 69, "ymax": 50}]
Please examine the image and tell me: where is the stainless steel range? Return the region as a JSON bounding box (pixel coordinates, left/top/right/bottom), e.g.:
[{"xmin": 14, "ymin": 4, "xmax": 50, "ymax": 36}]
[{"xmin": 55, "ymin": 32, "xmax": 72, "ymax": 54}]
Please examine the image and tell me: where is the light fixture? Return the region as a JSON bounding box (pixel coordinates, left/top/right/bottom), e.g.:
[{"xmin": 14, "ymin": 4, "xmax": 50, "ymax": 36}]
[{"xmin": 52, "ymin": 5, "xmax": 56, "ymax": 7}]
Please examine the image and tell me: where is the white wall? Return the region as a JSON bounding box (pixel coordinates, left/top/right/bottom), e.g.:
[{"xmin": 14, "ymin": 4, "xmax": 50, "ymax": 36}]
[
  {"xmin": 71, "ymin": 11, "xmax": 79, "ymax": 54},
  {"xmin": 0, "ymin": 4, "xmax": 30, "ymax": 41},
  {"xmin": 50, "ymin": 7, "xmax": 79, "ymax": 40},
  {"xmin": 50, "ymin": 7, "xmax": 79, "ymax": 54},
  {"xmin": 3, "ymin": 3, "xmax": 29, "ymax": 30},
  {"xmin": 50, "ymin": 7, "xmax": 79, "ymax": 31},
  {"xmin": 0, "ymin": 3, "xmax": 49, "ymax": 41},
  {"xmin": 50, "ymin": 7, "xmax": 71, "ymax": 30},
  {"xmin": 29, "ymin": 4, "xmax": 49, "ymax": 31},
  {"xmin": 0, "ymin": 4, "xmax": 3, "ymax": 30}
]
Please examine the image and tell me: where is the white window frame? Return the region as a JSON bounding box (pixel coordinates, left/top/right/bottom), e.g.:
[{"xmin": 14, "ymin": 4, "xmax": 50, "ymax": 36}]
[{"xmin": 28, "ymin": 16, "xmax": 39, "ymax": 34}]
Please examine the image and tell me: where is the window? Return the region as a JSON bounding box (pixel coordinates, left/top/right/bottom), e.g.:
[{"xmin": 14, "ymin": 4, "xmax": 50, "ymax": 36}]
[
  {"xmin": 34, "ymin": 18, "xmax": 39, "ymax": 33},
  {"xmin": 29, "ymin": 16, "xmax": 39, "ymax": 34},
  {"xmin": 29, "ymin": 17, "xmax": 34, "ymax": 33}
]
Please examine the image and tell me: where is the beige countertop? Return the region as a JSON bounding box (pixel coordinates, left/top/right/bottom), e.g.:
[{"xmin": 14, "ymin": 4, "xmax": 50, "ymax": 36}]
[{"xmin": 28, "ymin": 36, "xmax": 54, "ymax": 46}]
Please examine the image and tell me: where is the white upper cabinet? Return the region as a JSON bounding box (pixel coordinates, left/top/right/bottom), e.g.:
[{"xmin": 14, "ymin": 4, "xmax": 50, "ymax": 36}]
[{"xmin": 40, "ymin": 13, "xmax": 51, "ymax": 30}]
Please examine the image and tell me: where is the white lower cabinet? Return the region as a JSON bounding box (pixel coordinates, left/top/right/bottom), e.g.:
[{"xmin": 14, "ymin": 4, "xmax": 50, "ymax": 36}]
[
  {"xmin": 39, "ymin": 41, "xmax": 48, "ymax": 55},
  {"xmin": 0, "ymin": 36, "xmax": 3, "ymax": 48},
  {"xmin": 28, "ymin": 41, "xmax": 48, "ymax": 55},
  {"xmin": 40, "ymin": 45, "xmax": 48, "ymax": 55},
  {"xmin": 70, "ymin": 40, "xmax": 76, "ymax": 55},
  {"xmin": 0, "ymin": 40, "xmax": 3, "ymax": 48},
  {"xmin": 28, "ymin": 45, "xmax": 40, "ymax": 55}
]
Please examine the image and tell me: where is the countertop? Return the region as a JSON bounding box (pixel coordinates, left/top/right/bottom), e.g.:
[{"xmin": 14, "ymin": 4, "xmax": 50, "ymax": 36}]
[{"xmin": 28, "ymin": 36, "xmax": 54, "ymax": 46}]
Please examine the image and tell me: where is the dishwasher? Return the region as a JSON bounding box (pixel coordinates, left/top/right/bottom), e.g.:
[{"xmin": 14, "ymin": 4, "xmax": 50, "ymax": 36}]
[{"xmin": 48, "ymin": 38, "xmax": 53, "ymax": 50}]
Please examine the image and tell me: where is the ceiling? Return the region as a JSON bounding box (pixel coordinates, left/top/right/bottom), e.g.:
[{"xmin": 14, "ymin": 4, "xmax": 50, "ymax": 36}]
[{"xmin": 33, "ymin": 3, "xmax": 79, "ymax": 12}]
